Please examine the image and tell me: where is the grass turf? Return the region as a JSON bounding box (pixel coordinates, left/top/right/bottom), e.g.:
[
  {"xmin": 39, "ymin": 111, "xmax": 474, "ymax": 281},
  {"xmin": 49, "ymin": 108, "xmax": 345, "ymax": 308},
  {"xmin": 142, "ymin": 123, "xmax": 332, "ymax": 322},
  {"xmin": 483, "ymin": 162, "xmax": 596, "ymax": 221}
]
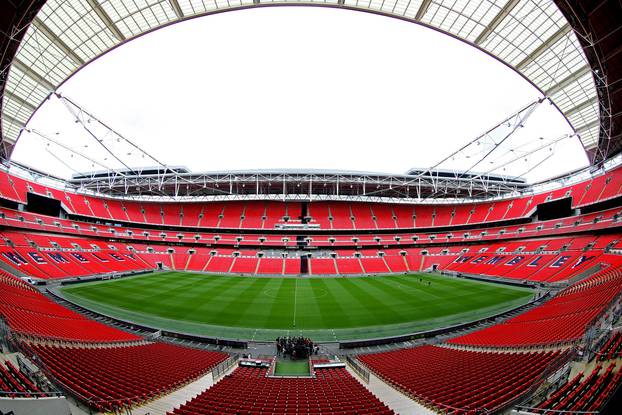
[
  {"xmin": 60, "ymin": 272, "xmax": 533, "ymax": 341},
  {"xmin": 274, "ymin": 360, "xmax": 310, "ymax": 376}
]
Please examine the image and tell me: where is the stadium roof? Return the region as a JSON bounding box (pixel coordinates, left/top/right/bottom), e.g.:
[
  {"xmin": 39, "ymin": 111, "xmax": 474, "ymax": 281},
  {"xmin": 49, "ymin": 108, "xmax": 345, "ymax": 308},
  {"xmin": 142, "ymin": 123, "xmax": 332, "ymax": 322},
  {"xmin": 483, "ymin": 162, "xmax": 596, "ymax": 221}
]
[{"xmin": 0, "ymin": 0, "xmax": 621, "ymax": 165}]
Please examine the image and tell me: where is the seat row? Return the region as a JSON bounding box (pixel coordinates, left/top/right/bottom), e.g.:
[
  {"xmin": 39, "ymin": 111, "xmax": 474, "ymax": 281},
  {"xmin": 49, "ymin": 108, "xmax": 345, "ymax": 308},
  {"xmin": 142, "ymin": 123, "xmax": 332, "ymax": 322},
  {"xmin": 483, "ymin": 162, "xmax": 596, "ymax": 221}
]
[
  {"xmin": 447, "ymin": 267, "xmax": 622, "ymax": 347},
  {"xmin": 534, "ymin": 363, "xmax": 622, "ymax": 413},
  {"xmin": 168, "ymin": 364, "xmax": 394, "ymax": 415},
  {"xmin": 26, "ymin": 342, "xmax": 228, "ymax": 412},
  {"xmin": 358, "ymin": 345, "xmax": 563, "ymax": 414},
  {"xmin": 2, "ymin": 166, "xmax": 621, "ymax": 230},
  {"xmin": 0, "ymin": 359, "xmax": 43, "ymax": 398},
  {"xmin": 0, "ymin": 270, "xmax": 141, "ymax": 342},
  {"xmin": 597, "ymin": 331, "xmax": 622, "ymax": 361}
]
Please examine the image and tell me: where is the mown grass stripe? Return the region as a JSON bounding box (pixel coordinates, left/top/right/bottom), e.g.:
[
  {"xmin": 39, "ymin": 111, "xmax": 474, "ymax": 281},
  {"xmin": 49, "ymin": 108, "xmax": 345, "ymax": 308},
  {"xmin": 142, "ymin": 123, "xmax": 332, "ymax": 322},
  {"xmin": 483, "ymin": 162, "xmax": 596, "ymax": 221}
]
[{"xmin": 61, "ymin": 271, "xmax": 533, "ymax": 341}]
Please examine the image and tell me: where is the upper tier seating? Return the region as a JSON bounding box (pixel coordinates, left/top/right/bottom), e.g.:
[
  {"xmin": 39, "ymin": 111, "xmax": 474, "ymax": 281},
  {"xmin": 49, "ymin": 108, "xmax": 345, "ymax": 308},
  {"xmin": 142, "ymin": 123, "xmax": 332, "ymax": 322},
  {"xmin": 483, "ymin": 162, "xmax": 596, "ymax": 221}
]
[
  {"xmin": 168, "ymin": 363, "xmax": 394, "ymax": 415},
  {"xmin": 359, "ymin": 345, "xmax": 563, "ymax": 414},
  {"xmin": 0, "ymin": 271, "xmax": 140, "ymax": 342},
  {"xmin": 0, "ymin": 203, "xmax": 620, "ymax": 251},
  {"xmin": 27, "ymin": 342, "xmax": 228, "ymax": 412},
  {"xmin": 2, "ymin": 166, "xmax": 621, "ymax": 231}
]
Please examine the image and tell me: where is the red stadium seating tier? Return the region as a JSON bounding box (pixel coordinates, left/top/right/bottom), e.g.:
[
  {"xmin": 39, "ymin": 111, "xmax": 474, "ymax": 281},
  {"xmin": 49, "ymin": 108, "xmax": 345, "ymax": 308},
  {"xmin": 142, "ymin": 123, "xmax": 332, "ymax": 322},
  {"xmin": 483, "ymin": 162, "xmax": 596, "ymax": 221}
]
[
  {"xmin": 2, "ymin": 166, "xmax": 621, "ymax": 231},
  {"xmin": 534, "ymin": 362, "xmax": 622, "ymax": 413},
  {"xmin": 1, "ymin": 224, "xmax": 620, "ymax": 282},
  {"xmin": 0, "ymin": 242, "xmax": 150, "ymax": 280},
  {"xmin": 359, "ymin": 345, "xmax": 564, "ymax": 414},
  {"xmin": 167, "ymin": 365, "xmax": 394, "ymax": 415},
  {"xmin": 0, "ymin": 271, "xmax": 141, "ymax": 342},
  {"xmin": 447, "ymin": 266, "xmax": 622, "ymax": 347},
  {"xmin": 0, "ymin": 201, "xmax": 621, "ymax": 251},
  {"xmin": 596, "ymin": 331, "xmax": 622, "ymax": 361},
  {"xmin": 26, "ymin": 342, "xmax": 228, "ymax": 412},
  {"xmin": 0, "ymin": 359, "xmax": 44, "ymax": 398},
  {"xmin": 440, "ymin": 243, "xmax": 611, "ymax": 283}
]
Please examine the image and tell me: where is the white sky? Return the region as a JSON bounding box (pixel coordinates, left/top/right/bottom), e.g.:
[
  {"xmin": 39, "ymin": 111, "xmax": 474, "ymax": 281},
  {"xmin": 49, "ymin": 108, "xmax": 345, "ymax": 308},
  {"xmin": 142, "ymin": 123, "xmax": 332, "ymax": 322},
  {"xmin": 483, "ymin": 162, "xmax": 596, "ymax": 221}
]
[{"xmin": 12, "ymin": 7, "xmax": 588, "ymax": 182}]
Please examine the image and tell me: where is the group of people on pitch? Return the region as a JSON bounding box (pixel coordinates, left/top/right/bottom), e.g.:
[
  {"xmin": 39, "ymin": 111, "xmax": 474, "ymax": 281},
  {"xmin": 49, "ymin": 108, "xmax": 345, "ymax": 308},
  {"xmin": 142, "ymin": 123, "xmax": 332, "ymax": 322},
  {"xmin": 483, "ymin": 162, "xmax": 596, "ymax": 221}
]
[{"xmin": 275, "ymin": 336, "xmax": 319, "ymax": 359}]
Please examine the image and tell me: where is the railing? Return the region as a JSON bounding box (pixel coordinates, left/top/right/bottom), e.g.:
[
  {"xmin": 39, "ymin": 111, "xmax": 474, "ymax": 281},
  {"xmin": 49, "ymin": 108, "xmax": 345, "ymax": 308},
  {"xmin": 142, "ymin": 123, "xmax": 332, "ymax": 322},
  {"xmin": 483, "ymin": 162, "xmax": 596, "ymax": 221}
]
[
  {"xmin": 505, "ymin": 348, "xmax": 578, "ymax": 414},
  {"xmin": 513, "ymin": 407, "xmax": 599, "ymax": 414},
  {"xmin": 0, "ymin": 391, "xmax": 63, "ymax": 398},
  {"xmin": 345, "ymin": 356, "xmax": 370, "ymax": 383},
  {"xmin": 212, "ymin": 355, "xmax": 239, "ymax": 380},
  {"xmin": 559, "ymin": 263, "xmax": 607, "ymax": 287}
]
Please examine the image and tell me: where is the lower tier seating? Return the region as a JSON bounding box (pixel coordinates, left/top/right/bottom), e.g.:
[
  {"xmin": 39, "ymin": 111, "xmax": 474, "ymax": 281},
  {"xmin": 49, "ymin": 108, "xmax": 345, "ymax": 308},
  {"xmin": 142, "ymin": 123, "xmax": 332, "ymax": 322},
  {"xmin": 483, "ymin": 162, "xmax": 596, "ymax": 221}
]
[
  {"xmin": 26, "ymin": 342, "xmax": 228, "ymax": 412},
  {"xmin": 0, "ymin": 271, "xmax": 140, "ymax": 343},
  {"xmin": 534, "ymin": 363, "xmax": 622, "ymax": 413},
  {"xmin": 597, "ymin": 331, "xmax": 622, "ymax": 361},
  {"xmin": 168, "ymin": 364, "xmax": 394, "ymax": 415},
  {"xmin": 358, "ymin": 345, "xmax": 563, "ymax": 414},
  {"xmin": 448, "ymin": 267, "xmax": 622, "ymax": 347},
  {"xmin": 0, "ymin": 360, "xmax": 43, "ymax": 398}
]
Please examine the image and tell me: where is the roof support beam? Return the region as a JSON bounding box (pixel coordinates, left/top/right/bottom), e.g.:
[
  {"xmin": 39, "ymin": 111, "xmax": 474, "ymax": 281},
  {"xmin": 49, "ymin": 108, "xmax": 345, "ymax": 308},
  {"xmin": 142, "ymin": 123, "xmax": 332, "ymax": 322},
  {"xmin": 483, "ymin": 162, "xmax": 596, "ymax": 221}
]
[
  {"xmin": 2, "ymin": 112, "xmax": 26, "ymax": 129},
  {"xmin": 32, "ymin": 17, "xmax": 85, "ymax": 65},
  {"xmin": 168, "ymin": 0, "xmax": 184, "ymax": 19},
  {"xmin": 415, "ymin": 0, "xmax": 433, "ymax": 21},
  {"xmin": 565, "ymin": 96, "xmax": 598, "ymax": 118},
  {"xmin": 11, "ymin": 59, "xmax": 55, "ymax": 91},
  {"xmin": 474, "ymin": 0, "xmax": 520, "ymax": 45},
  {"xmin": 576, "ymin": 119, "xmax": 599, "ymax": 134},
  {"xmin": 2, "ymin": 91, "xmax": 37, "ymax": 112},
  {"xmin": 86, "ymin": 0, "xmax": 126, "ymax": 42},
  {"xmin": 516, "ymin": 23, "xmax": 571, "ymax": 71},
  {"xmin": 544, "ymin": 65, "xmax": 591, "ymax": 96}
]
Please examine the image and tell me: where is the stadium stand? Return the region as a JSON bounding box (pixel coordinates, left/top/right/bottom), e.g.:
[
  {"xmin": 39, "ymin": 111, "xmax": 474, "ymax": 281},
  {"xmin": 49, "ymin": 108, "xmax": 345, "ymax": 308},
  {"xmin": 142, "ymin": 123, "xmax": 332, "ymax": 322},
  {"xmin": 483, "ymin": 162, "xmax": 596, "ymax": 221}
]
[
  {"xmin": 2, "ymin": 166, "xmax": 622, "ymax": 232},
  {"xmin": 359, "ymin": 345, "xmax": 565, "ymax": 413},
  {"xmin": 0, "ymin": 271, "xmax": 141, "ymax": 342},
  {"xmin": 167, "ymin": 363, "xmax": 394, "ymax": 415},
  {"xmin": 0, "ymin": 360, "xmax": 43, "ymax": 398},
  {"xmin": 25, "ymin": 342, "xmax": 228, "ymax": 412},
  {"xmin": 533, "ymin": 363, "xmax": 622, "ymax": 413},
  {"xmin": 447, "ymin": 266, "xmax": 622, "ymax": 347}
]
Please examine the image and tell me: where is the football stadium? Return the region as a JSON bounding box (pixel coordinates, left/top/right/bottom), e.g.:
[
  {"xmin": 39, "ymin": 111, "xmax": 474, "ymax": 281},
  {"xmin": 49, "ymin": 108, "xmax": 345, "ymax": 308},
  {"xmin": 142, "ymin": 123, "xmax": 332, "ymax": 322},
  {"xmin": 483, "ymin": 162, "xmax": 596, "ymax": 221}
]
[{"xmin": 1, "ymin": 1, "xmax": 622, "ymax": 414}]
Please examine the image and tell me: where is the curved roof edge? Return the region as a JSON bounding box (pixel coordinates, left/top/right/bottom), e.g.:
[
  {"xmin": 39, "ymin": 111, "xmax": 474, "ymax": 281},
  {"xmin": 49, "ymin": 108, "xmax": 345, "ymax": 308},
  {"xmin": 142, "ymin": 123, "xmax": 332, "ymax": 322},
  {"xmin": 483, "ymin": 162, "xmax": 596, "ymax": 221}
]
[{"xmin": 0, "ymin": 0, "xmax": 619, "ymax": 163}]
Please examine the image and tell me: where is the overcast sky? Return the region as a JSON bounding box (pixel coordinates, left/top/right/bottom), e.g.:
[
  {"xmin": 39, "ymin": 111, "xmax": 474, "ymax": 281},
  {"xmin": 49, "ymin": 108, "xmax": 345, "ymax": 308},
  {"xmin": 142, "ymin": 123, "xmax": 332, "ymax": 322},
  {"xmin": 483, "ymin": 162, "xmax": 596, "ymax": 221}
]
[{"xmin": 12, "ymin": 7, "xmax": 588, "ymax": 182}]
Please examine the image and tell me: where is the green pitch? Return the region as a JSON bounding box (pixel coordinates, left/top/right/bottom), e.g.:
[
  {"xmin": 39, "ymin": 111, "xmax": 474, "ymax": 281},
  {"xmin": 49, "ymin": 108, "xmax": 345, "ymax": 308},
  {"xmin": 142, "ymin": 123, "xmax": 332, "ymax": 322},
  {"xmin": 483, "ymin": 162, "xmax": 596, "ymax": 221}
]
[
  {"xmin": 60, "ymin": 272, "xmax": 532, "ymax": 341},
  {"xmin": 274, "ymin": 360, "xmax": 310, "ymax": 376}
]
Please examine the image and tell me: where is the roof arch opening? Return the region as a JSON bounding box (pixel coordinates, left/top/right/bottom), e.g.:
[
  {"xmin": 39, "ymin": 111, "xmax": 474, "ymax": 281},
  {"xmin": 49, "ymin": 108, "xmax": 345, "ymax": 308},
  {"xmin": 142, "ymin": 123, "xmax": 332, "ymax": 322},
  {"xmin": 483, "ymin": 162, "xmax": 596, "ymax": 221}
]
[{"xmin": 7, "ymin": 5, "xmax": 588, "ymax": 182}]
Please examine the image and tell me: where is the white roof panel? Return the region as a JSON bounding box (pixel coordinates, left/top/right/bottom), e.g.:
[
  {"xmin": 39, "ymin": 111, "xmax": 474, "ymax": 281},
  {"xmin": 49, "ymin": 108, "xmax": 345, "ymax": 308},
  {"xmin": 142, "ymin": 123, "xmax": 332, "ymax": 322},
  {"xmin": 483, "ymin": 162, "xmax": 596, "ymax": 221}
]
[{"xmin": 1, "ymin": 0, "xmax": 600, "ymax": 155}]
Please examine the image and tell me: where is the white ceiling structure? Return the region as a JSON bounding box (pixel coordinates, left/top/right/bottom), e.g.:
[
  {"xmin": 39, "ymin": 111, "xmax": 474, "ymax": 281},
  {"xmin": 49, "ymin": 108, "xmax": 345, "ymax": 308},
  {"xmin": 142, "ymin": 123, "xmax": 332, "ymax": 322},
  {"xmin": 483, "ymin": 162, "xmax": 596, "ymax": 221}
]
[{"xmin": 1, "ymin": 0, "xmax": 600, "ymax": 159}]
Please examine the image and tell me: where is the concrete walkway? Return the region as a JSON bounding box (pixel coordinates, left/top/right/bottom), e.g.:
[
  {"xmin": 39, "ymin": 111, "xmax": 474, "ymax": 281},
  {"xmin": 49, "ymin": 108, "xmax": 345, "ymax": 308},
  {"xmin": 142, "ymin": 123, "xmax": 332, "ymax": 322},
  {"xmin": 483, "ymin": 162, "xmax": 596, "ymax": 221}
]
[
  {"xmin": 131, "ymin": 364, "xmax": 237, "ymax": 415},
  {"xmin": 346, "ymin": 365, "xmax": 436, "ymax": 415}
]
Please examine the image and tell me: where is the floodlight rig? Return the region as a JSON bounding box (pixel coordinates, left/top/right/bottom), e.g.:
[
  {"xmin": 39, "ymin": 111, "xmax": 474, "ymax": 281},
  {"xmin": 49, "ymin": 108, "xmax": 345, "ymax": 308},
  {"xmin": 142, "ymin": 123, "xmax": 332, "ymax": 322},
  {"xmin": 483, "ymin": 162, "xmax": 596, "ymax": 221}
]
[
  {"xmin": 464, "ymin": 134, "xmax": 576, "ymax": 184},
  {"xmin": 55, "ymin": 93, "xmax": 193, "ymax": 194},
  {"xmin": 424, "ymin": 98, "xmax": 545, "ymax": 177},
  {"xmin": 410, "ymin": 97, "xmax": 582, "ymax": 198}
]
